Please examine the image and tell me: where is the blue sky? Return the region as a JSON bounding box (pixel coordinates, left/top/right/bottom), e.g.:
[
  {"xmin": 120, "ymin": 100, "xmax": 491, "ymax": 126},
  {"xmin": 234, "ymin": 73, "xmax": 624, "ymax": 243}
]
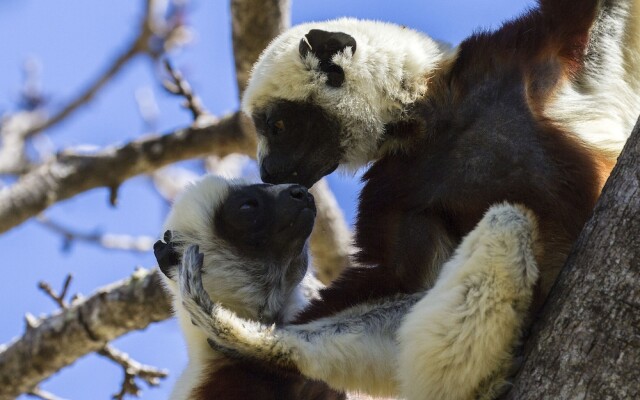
[{"xmin": 0, "ymin": 1, "xmax": 533, "ymax": 398}]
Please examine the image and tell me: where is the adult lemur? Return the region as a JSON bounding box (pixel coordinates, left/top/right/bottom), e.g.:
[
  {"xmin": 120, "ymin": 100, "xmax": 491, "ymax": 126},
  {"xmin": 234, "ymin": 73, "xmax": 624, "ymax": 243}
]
[{"xmin": 174, "ymin": 0, "xmax": 639, "ymax": 398}]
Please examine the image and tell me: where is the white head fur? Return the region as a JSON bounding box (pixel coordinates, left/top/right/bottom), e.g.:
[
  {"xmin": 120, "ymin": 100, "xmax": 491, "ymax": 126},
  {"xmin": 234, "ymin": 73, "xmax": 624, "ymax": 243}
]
[{"xmin": 242, "ymin": 18, "xmax": 449, "ymax": 168}]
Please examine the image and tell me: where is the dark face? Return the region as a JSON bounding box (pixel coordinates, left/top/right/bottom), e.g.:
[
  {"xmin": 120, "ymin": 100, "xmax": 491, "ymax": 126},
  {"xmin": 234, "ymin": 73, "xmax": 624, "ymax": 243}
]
[
  {"xmin": 254, "ymin": 100, "xmax": 343, "ymax": 188},
  {"xmin": 215, "ymin": 183, "xmax": 316, "ymax": 259}
]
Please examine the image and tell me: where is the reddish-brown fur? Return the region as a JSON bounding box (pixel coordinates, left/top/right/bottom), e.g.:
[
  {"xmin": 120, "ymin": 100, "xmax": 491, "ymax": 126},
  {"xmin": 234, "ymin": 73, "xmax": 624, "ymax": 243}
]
[
  {"xmin": 193, "ymin": 359, "xmax": 344, "ymax": 400},
  {"xmin": 294, "ymin": 0, "xmax": 612, "ymax": 324}
]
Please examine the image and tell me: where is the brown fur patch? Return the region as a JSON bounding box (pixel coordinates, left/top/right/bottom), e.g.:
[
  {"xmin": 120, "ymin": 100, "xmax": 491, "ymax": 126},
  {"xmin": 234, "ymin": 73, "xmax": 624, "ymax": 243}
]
[{"xmin": 192, "ymin": 358, "xmax": 345, "ymax": 400}]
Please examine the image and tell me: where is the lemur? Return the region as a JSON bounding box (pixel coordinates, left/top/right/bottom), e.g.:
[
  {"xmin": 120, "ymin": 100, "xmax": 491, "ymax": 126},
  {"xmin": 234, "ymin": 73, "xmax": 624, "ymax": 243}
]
[
  {"xmin": 178, "ymin": 201, "xmax": 540, "ymax": 399},
  {"xmin": 240, "ymin": 0, "xmax": 639, "ymax": 321},
  {"xmin": 155, "ymin": 175, "xmax": 345, "ymax": 400},
  {"xmin": 174, "ymin": 0, "xmax": 639, "ymax": 397}
]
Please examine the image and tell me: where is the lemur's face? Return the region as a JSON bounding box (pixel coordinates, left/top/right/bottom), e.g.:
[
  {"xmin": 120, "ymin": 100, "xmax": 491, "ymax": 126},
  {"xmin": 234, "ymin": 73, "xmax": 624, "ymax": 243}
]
[
  {"xmin": 242, "ymin": 19, "xmax": 446, "ymax": 187},
  {"xmin": 162, "ymin": 176, "xmax": 315, "ymax": 322},
  {"xmin": 215, "ymin": 183, "xmax": 316, "ymax": 259},
  {"xmin": 253, "ymin": 100, "xmax": 342, "ymax": 187}
]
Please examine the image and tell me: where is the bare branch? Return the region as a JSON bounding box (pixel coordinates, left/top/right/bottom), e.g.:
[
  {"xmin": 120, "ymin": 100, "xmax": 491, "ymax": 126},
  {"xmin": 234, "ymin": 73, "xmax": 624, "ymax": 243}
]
[
  {"xmin": 163, "ymin": 59, "xmax": 210, "ymax": 122},
  {"xmin": 98, "ymin": 344, "xmax": 168, "ymax": 400},
  {"xmin": 0, "ymin": 0, "xmax": 192, "ymax": 177},
  {"xmin": 231, "ymin": 0, "xmax": 291, "ymax": 97},
  {"xmin": 0, "ymin": 112, "xmax": 257, "ymax": 234},
  {"xmin": 37, "ymin": 215, "xmax": 156, "ymax": 253},
  {"xmin": 27, "ymin": 387, "xmax": 68, "ymax": 400},
  {"xmin": 0, "ymin": 268, "xmax": 171, "ymax": 399},
  {"xmin": 21, "ymin": 0, "xmax": 189, "ymax": 138},
  {"xmin": 37, "ymin": 275, "xmax": 73, "ymax": 309}
]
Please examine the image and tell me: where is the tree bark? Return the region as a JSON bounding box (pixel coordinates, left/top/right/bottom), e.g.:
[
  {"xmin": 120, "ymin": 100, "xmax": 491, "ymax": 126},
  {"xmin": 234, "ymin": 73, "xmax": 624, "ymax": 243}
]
[
  {"xmin": 0, "ymin": 269, "xmax": 171, "ymax": 399},
  {"xmin": 231, "ymin": 0, "xmax": 291, "ymax": 98},
  {"xmin": 504, "ymin": 116, "xmax": 640, "ymax": 399}
]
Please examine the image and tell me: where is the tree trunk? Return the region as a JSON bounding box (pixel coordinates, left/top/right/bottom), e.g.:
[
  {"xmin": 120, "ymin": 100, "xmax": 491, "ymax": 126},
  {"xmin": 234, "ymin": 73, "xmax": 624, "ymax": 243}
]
[{"xmin": 504, "ymin": 116, "xmax": 640, "ymax": 399}]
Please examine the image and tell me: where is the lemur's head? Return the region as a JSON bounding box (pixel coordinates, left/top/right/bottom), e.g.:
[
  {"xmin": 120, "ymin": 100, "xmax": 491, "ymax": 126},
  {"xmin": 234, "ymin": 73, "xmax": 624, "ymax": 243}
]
[
  {"xmin": 162, "ymin": 175, "xmax": 316, "ymax": 324},
  {"xmin": 242, "ymin": 18, "xmax": 447, "ymax": 187}
]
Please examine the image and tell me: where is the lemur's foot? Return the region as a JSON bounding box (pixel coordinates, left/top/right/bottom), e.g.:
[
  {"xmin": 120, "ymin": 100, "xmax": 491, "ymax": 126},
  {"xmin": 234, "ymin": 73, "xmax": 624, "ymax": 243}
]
[
  {"xmin": 473, "ymin": 203, "xmax": 539, "ymax": 289},
  {"xmin": 153, "ymin": 230, "xmax": 181, "ymax": 279}
]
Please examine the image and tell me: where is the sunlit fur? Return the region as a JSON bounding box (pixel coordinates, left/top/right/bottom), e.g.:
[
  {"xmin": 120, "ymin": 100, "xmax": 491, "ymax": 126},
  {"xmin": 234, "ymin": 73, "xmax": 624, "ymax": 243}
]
[
  {"xmin": 545, "ymin": 0, "xmax": 640, "ymax": 158},
  {"xmin": 180, "ymin": 203, "xmax": 539, "ymax": 399},
  {"xmin": 397, "ymin": 204, "xmax": 539, "ymax": 400},
  {"xmin": 242, "ymin": 18, "xmax": 450, "ymax": 169},
  {"xmin": 159, "ymin": 175, "xmax": 321, "ymax": 400}
]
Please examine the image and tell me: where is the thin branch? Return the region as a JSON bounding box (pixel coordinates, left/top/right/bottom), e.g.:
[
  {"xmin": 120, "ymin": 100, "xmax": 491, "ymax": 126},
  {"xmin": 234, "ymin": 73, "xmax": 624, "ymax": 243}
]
[
  {"xmin": 0, "ymin": 111, "xmax": 257, "ymax": 234},
  {"xmin": 26, "ymin": 387, "xmax": 68, "ymax": 400},
  {"xmin": 98, "ymin": 344, "xmax": 168, "ymax": 400},
  {"xmin": 21, "ymin": 0, "xmax": 188, "ymax": 138},
  {"xmin": 37, "ymin": 215, "xmax": 156, "ymax": 253},
  {"xmin": 163, "ymin": 59, "xmax": 210, "ymax": 122},
  {"xmin": 0, "ymin": 268, "xmax": 171, "ymax": 399},
  {"xmin": 37, "ymin": 275, "xmax": 73, "ymax": 309}
]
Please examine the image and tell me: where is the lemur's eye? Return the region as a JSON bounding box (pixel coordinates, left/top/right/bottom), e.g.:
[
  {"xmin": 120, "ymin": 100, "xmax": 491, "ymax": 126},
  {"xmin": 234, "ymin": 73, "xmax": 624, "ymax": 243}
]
[{"xmin": 267, "ymin": 119, "xmax": 285, "ymax": 135}]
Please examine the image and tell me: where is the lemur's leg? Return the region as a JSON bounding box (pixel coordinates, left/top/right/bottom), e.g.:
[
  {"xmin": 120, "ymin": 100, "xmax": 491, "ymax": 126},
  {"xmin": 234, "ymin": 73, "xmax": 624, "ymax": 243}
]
[{"xmin": 397, "ymin": 203, "xmax": 539, "ymax": 400}]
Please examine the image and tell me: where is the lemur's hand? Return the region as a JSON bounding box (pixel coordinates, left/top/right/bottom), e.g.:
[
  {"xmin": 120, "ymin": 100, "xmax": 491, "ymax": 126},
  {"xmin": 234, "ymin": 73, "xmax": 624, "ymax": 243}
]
[{"xmin": 154, "ymin": 230, "xmax": 181, "ymax": 279}]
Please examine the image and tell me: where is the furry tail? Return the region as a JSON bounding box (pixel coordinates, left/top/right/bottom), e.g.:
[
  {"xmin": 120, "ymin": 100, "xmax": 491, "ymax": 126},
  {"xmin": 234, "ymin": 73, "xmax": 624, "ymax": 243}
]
[{"xmin": 546, "ymin": 0, "xmax": 640, "ymax": 157}]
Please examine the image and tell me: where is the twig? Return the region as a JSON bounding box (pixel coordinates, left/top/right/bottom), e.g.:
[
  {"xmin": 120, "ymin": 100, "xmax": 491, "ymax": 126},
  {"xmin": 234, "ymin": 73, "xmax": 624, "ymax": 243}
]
[
  {"xmin": 37, "ymin": 275, "xmax": 73, "ymax": 309},
  {"xmin": 21, "ymin": 0, "xmax": 189, "ymax": 138},
  {"xmin": 98, "ymin": 344, "xmax": 168, "ymax": 400},
  {"xmin": 37, "ymin": 215, "xmax": 156, "ymax": 253},
  {"xmin": 162, "ymin": 59, "xmax": 210, "ymax": 122},
  {"xmin": 27, "ymin": 387, "xmax": 68, "ymax": 400}
]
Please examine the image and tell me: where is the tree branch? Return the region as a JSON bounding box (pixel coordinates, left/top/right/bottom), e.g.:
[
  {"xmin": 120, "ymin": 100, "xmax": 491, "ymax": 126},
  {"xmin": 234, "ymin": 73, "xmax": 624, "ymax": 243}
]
[
  {"xmin": 27, "ymin": 387, "xmax": 68, "ymax": 400},
  {"xmin": 22, "ymin": 0, "xmax": 188, "ymax": 138},
  {"xmin": 231, "ymin": 0, "xmax": 291, "ymax": 98},
  {"xmin": 0, "ymin": 112, "xmax": 256, "ymax": 234},
  {"xmin": 0, "ymin": 268, "xmax": 171, "ymax": 399},
  {"xmin": 98, "ymin": 344, "xmax": 168, "ymax": 400},
  {"xmin": 504, "ymin": 117, "xmax": 640, "ymax": 398},
  {"xmin": 37, "ymin": 216, "xmax": 156, "ymax": 253}
]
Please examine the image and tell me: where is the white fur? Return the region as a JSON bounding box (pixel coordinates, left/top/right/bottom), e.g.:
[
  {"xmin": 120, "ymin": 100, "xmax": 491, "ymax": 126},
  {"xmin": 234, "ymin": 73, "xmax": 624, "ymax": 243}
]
[
  {"xmin": 180, "ymin": 203, "xmax": 539, "ymax": 399},
  {"xmin": 545, "ymin": 0, "xmax": 640, "ymax": 157},
  {"xmin": 159, "ymin": 175, "xmax": 316, "ymax": 400},
  {"xmin": 397, "ymin": 203, "xmax": 539, "ymax": 400},
  {"xmin": 242, "ymin": 18, "xmax": 449, "ymax": 168}
]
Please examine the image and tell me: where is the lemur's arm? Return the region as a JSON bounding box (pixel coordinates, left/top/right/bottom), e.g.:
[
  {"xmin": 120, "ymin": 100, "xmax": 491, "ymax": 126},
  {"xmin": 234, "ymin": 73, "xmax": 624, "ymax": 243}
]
[{"xmin": 179, "ymin": 204, "xmax": 540, "ymax": 399}]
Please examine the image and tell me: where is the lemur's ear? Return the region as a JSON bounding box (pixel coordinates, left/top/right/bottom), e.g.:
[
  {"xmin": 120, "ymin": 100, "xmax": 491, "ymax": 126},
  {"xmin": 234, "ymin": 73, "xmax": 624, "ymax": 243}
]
[{"xmin": 299, "ymin": 29, "xmax": 356, "ymax": 88}]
